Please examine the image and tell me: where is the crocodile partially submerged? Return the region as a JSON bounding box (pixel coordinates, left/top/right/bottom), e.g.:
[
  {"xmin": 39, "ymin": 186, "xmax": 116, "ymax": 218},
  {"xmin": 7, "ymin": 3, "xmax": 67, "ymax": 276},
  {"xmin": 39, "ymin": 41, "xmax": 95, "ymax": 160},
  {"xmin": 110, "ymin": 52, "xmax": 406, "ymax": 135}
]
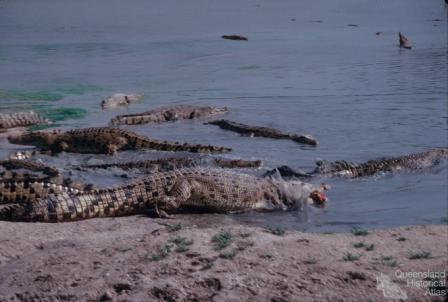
[
  {"xmin": 80, "ymin": 156, "xmax": 262, "ymax": 172},
  {"xmin": 8, "ymin": 127, "xmax": 231, "ymax": 155},
  {"xmin": 101, "ymin": 93, "xmax": 144, "ymax": 109},
  {"xmin": 205, "ymin": 119, "xmax": 318, "ymax": 146},
  {"xmin": 399, "ymin": 32, "xmax": 412, "ymax": 49},
  {"xmin": 0, "ymin": 111, "xmax": 50, "ymax": 131},
  {"xmin": 109, "ymin": 105, "xmax": 228, "ymax": 126},
  {"xmin": 0, "ymin": 168, "xmax": 329, "ymax": 222},
  {"xmin": 264, "ymin": 149, "xmax": 448, "ymax": 179},
  {"xmin": 221, "ymin": 35, "xmax": 248, "ymax": 41}
]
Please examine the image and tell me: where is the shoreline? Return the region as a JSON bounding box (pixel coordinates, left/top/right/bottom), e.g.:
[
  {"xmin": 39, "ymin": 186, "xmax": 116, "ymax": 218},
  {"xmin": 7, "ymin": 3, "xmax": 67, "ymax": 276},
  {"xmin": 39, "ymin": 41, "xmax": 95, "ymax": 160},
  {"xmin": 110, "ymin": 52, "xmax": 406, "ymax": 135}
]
[{"xmin": 0, "ymin": 217, "xmax": 446, "ymax": 301}]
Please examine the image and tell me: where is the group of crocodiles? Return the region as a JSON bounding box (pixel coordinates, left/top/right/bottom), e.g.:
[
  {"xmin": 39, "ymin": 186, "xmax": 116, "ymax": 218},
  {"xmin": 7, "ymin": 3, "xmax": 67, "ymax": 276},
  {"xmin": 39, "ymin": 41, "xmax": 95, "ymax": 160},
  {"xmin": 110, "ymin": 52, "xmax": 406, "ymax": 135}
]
[{"xmin": 1, "ymin": 104, "xmax": 446, "ymax": 222}]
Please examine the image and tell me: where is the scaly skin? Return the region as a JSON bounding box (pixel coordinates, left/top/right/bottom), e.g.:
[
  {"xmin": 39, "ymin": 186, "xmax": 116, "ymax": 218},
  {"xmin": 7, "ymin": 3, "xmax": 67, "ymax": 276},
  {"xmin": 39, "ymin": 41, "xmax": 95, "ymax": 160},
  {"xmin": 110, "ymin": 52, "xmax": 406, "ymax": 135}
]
[
  {"xmin": 0, "ymin": 179, "xmax": 82, "ymax": 205},
  {"xmin": 8, "ymin": 127, "xmax": 231, "ymax": 155},
  {"xmin": 80, "ymin": 157, "xmax": 262, "ymax": 172},
  {"xmin": 109, "ymin": 105, "xmax": 228, "ymax": 126},
  {"xmin": 0, "ymin": 159, "xmax": 59, "ymax": 176},
  {"xmin": 0, "ymin": 167, "xmax": 328, "ymax": 222},
  {"xmin": 264, "ymin": 149, "xmax": 448, "ymax": 179},
  {"xmin": 205, "ymin": 119, "xmax": 318, "ymax": 146},
  {"xmin": 0, "ymin": 111, "xmax": 50, "ymax": 130}
]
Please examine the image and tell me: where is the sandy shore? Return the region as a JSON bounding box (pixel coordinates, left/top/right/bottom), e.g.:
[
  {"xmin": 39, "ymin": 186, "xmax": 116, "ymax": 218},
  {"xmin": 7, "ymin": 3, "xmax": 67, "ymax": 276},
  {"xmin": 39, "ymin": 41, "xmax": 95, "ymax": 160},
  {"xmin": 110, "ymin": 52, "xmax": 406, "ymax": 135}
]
[{"xmin": 0, "ymin": 217, "xmax": 446, "ymax": 301}]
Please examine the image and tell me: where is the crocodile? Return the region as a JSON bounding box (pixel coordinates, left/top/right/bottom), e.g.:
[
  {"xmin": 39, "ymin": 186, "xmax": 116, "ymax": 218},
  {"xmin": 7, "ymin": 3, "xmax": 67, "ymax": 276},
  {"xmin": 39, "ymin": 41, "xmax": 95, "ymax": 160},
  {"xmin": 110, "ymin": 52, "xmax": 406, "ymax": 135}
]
[
  {"xmin": 0, "ymin": 159, "xmax": 59, "ymax": 176},
  {"xmin": 80, "ymin": 157, "xmax": 262, "ymax": 172},
  {"xmin": 205, "ymin": 119, "xmax": 318, "ymax": 146},
  {"xmin": 0, "ymin": 167, "xmax": 329, "ymax": 222},
  {"xmin": 8, "ymin": 127, "xmax": 232, "ymax": 155},
  {"xmin": 0, "ymin": 111, "xmax": 50, "ymax": 131},
  {"xmin": 109, "ymin": 105, "xmax": 228, "ymax": 126},
  {"xmin": 263, "ymin": 149, "xmax": 448, "ymax": 179},
  {"xmin": 101, "ymin": 93, "xmax": 144, "ymax": 109}
]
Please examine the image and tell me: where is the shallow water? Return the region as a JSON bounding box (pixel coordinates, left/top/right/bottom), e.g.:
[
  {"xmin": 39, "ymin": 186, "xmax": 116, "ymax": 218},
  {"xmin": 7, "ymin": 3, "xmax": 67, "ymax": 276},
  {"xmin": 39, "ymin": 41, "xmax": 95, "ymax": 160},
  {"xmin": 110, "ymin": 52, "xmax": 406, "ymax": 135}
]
[{"xmin": 0, "ymin": 0, "xmax": 446, "ymax": 232}]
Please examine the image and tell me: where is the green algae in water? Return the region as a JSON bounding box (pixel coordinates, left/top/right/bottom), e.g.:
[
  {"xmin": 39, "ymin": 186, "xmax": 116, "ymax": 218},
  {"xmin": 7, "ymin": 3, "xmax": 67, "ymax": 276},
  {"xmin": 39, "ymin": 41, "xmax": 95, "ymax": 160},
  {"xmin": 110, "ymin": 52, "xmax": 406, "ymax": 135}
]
[
  {"xmin": 35, "ymin": 107, "xmax": 88, "ymax": 122},
  {"xmin": 28, "ymin": 123, "xmax": 61, "ymax": 132},
  {"xmin": 0, "ymin": 90, "xmax": 63, "ymax": 102}
]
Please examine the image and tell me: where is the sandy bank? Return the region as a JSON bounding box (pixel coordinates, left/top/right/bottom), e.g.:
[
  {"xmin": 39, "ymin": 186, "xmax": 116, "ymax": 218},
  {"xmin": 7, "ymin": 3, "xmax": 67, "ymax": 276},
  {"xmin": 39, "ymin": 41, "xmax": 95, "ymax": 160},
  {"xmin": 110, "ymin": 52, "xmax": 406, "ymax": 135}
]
[{"xmin": 0, "ymin": 217, "xmax": 446, "ymax": 301}]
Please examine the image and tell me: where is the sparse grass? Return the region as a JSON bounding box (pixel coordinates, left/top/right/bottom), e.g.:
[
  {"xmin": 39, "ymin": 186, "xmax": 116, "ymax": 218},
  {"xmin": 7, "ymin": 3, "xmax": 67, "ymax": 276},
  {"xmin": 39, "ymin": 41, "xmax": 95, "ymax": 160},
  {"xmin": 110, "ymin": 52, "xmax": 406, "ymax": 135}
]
[
  {"xmin": 408, "ymin": 250, "xmax": 431, "ymax": 260},
  {"xmin": 396, "ymin": 236, "xmax": 407, "ymax": 242},
  {"xmin": 260, "ymin": 252, "xmax": 273, "ymax": 259},
  {"xmin": 342, "ymin": 252, "xmax": 361, "ymax": 262},
  {"xmin": 380, "ymin": 256, "xmax": 397, "ymax": 267},
  {"xmin": 352, "ymin": 242, "xmax": 374, "ymax": 251},
  {"xmin": 149, "ymin": 244, "xmax": 172, "ymax": 261},
  {"xmin": 365, "ymin": 244, "xmax": 375, "ymax": 251},
  {"xmin": 303, "ymin": 257, "xmax": 318, "ymax": 264},
  {"xmin": 353, "ymin": 242, "xmax": 365, "ymax": 248},
  {"xmin": 212, "ymin": 230, "xmax": 232, "ymax": 251},
  {"xmin": 265, "ymin": 226, "xmax": 286, "ymax": 236},
  {"xmin": 201, "ymin": 260, "xmax": 215, "ymax": 270},
  {"xmin": 165, "ymin": 223, "xmax": 182, "ymax": 233},
  {"xmin": 351, "ymin": 227, "xmax": 369, "ymax": 236},
  {"xmin": 169, "ymin": 236, "xmax": 194, "ymax": 253},
  {"xmin": 219, "ymin": 250, "xmax": 237, "ymax": 259}
]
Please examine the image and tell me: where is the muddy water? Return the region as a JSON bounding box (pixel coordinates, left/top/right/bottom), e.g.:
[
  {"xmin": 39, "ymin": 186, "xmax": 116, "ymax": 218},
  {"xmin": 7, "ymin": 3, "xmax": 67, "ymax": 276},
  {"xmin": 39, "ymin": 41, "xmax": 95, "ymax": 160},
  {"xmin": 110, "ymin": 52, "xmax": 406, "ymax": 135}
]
[{"xmin": 0, "ymin": 0, "xmax": 446, "ymax": 232}]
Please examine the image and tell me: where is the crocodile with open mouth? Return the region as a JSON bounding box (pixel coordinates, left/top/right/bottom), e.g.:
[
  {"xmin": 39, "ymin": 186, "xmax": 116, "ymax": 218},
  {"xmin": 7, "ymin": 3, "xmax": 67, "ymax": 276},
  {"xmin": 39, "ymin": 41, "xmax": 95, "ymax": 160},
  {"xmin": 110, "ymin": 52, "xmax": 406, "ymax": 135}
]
[{"xmin": 0, "ymin": 167, "xmax": 329, "ymax": 222}]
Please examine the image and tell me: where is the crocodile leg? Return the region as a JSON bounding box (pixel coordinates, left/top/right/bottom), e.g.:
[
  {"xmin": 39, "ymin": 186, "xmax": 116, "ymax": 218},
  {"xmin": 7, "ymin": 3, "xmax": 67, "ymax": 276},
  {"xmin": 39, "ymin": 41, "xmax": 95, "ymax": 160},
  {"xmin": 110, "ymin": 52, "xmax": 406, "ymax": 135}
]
[{"xmin": 155, "ymin": 178, "xmax": 192, "ymax": 218}]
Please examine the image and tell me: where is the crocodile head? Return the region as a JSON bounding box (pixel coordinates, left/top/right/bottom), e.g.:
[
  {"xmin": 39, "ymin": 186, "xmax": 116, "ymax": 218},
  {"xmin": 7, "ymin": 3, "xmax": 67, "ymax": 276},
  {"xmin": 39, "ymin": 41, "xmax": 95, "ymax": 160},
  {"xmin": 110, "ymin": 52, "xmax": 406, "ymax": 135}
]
[
  {"xmin": 278, "ymin": 181, "xmax": 330, "ymax": 209},
  {"xmin": 8, "ymin": 130, "xmax": 60, "ymax": 149}
]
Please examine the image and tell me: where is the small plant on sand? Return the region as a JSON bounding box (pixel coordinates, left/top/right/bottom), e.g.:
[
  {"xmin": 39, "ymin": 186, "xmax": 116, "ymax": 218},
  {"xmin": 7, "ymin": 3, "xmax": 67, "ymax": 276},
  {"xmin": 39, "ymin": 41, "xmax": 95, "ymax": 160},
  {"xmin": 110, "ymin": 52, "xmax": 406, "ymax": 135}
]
[
  {"xmin": 150, "ymin": 244, "xmax": 172, "ymax": 261},
  {"xmin": 165, "ymin": 223, "xmax": 182, "ymax": 233},
  {"xmin": 352, "ymin": 242, "xmax": 365, "ymax": 248},
  {"xmin": 364, "ymin": 244, "xmax": 375, "ymax": 251},
  {"xmin": 201, "ymin": 260, "xmax": 215, "ymax": 270},
  {"xmin": 212, "ymin": 230, "xmax": 232, "ymax": 251},
  {"xmin": 342, "ymin": 252, "xmax": 361, "ymax": 262},
  {"xmin": 219, "ymin": 250, "xmax": 237, "ymax": 259},
  {"xmin": 351, "ymin": 227, "xmax": 369, "ymax": 236},
  {"xmin": 396, "ymin": 236, "xmax": 407, "ymax": 242},
  {"xmin": 169, "ymin": 236, "xmax": 194, "ymax": 253},
  {"xmin": 352, "ymin": 242, "xmax": 373, "ymax": 251},
  {"xmin": 265, "ymin": 226, "xmax": 286, "ymax": 236},
  {"xmin": 380, "ymin": 256, "xmax": 397, "ymax": 267},
  {"xmin": 260, "ymin": 252, "xmax": 274, "ymax": 259},
  {"xmin": 408, "ymin": 250, "xmax": 431, "ymax": 260}
]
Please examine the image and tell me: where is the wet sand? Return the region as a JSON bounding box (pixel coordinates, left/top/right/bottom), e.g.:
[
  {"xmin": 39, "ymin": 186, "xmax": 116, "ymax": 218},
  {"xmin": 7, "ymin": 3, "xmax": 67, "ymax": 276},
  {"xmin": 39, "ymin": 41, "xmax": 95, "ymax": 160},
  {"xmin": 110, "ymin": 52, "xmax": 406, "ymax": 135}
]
[{"xmin": 0, "ymin": 217, "xmax": 446, "ymax": 301}]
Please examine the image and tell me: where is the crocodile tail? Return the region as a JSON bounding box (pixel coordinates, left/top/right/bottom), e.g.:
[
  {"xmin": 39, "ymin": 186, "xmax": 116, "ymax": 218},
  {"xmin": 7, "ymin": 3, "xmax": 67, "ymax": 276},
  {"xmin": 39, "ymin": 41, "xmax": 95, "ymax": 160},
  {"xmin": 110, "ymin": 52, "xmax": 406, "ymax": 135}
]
[{"xmin": 0, "ymin": 203, "xmax": 31, "ymax": 222}]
